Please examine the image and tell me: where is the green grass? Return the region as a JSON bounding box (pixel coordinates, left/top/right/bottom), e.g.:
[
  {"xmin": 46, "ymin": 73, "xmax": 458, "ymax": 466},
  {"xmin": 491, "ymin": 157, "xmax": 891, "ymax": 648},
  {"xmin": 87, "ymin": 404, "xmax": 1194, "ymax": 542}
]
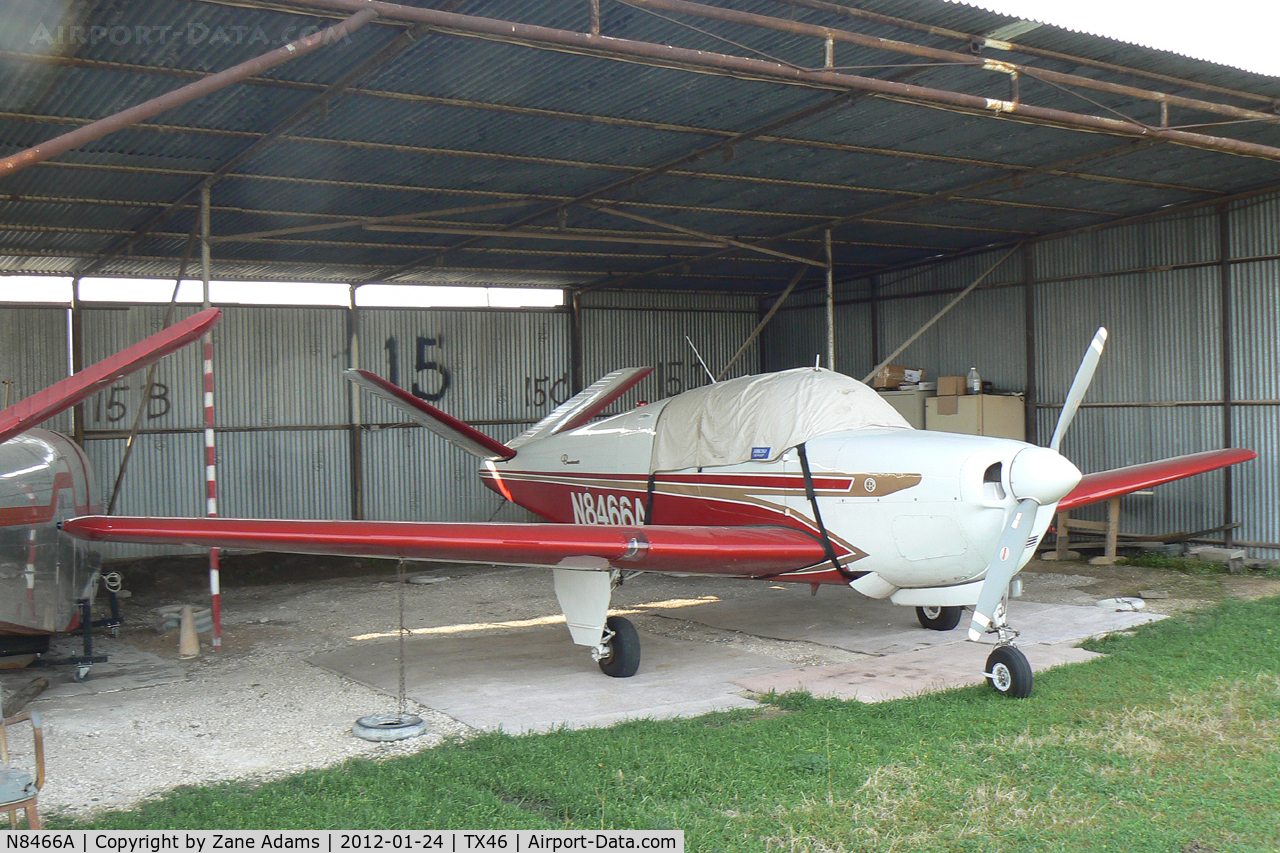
[{"xmin": 55, "ymin": 597, "xmax": 1280, "ymax": 852}]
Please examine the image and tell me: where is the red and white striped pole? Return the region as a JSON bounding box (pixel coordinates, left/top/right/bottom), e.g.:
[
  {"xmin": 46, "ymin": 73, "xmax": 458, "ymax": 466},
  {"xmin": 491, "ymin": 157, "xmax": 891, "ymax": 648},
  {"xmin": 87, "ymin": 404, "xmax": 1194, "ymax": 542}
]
[{"xmin": 200, "ymin": 186, "xmax": 221, "ymax": 650}]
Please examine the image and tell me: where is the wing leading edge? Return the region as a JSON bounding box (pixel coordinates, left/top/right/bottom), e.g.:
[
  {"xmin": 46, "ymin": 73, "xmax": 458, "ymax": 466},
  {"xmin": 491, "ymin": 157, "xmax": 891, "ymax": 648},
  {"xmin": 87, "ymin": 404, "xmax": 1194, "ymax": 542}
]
[
  {"xmin": 1058, "ymin": 448, "xmax": 1256, "ymax": 512},
  {"xmin": 62, "ymin": 516, "xmax": 828, "ymax": 576}
]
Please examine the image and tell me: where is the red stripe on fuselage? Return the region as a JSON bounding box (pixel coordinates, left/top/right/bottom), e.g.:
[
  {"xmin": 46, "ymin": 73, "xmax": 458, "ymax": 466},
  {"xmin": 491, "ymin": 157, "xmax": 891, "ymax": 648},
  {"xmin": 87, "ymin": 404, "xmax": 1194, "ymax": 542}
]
[
  {"xmin": 480, "ymin": 468, "xmax": 863, "ymax": 563},
  {"xmin": 0, "ymin": 471, "xmax": 79, "ymax": 527}
]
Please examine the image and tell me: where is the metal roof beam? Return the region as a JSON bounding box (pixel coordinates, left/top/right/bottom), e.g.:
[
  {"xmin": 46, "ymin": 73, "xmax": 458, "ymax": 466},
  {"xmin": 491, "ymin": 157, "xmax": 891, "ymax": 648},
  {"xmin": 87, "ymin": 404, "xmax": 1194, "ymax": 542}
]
[
  {"xmin": 76, "ymin": 21, "xmax": 428, "ymax": 278},
  {"xmin": 27, "ymin": 159, "xmax": 1033, "ymax": 236},
  {"xmin": 0, "ymin": 247, "xmax": 834, "ymax": 283},
  {"xmin": 0, "ymin": 110, "xmax": 1124, "ymax": 219},
  {"xmin": 575, "ymin": 139, "xmax": 1149, "ymax": 292},
  {"xmin": 0, "ymin": 50, "xmax": 1221, "ymax": 197},
  {"xmin": 268, "ymin": 0, "xmax": 1280, "ymax": 162},
  {"xmin": 355, "ymin": 92, "xmax": 862, "ymax": 283},
  {"xmin": 627, "ymin": 0, "xmax": 1280, "ymax": 128},
  {"xmin": 0, "ymin": 194, "xmax": 950, "ymax": 252},
  {"xmin": 766, "ymin": 0, "xmax": 1280, "ymax": 111},
  {"xmin": 0, "ymin": 9, "xmax": 377, "ymax": 181}
]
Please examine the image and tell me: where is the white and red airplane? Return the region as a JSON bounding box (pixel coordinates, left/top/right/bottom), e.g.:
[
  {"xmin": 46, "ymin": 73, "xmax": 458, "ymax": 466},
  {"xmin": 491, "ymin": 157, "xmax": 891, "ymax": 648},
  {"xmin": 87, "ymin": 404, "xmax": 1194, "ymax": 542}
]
[
  {"xmin": 0, "ymin": 308, "xmax": 221, "ymax": 676},
  {"xmin": 64, "ymin": 328, "xmax": 1255, "ymax": 697}
]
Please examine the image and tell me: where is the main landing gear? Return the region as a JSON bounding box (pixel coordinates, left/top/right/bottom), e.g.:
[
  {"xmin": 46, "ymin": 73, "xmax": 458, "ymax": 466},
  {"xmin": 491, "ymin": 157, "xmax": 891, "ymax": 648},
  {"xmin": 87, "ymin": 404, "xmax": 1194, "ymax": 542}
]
[
  {"xmin": 554, "ymin": 567, "xmax": 644, "ymax": 678},
  {"xmin": 594, "ymin": 615, "xmax": 641, "ymax": 678},
  {"xmin": 915, "ymin": 605, "xmax": 962, "ymax": 631}
]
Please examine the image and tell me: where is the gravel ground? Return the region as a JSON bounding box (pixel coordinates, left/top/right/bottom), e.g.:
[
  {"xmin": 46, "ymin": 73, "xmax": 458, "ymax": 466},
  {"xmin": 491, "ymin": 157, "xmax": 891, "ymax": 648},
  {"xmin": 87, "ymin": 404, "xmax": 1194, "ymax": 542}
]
[{"xmin": 2, "ymin": 553, "xmax": 1278, "ymax": 821}]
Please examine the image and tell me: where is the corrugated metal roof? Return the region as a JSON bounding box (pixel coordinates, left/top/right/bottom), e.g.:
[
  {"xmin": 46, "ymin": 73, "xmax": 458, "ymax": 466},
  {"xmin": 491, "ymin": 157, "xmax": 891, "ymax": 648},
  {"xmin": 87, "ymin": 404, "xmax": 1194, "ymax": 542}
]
[{"xmin": 2, "ymin": 0, "xmax": 1280, "ymax": 289}]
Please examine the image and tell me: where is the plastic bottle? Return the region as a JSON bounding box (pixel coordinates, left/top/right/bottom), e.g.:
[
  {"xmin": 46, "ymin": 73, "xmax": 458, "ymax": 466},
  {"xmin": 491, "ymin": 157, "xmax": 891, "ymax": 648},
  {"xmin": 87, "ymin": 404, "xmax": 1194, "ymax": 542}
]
[{"xmin": 965, "ymin": 366, "xmax": 982, "ymax": 395}]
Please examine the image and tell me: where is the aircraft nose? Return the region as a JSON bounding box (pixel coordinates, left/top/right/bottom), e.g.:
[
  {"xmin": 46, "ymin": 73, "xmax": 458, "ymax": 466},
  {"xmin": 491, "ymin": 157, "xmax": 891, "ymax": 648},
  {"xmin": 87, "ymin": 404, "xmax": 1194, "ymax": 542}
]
[{"xmin": 1008, "ymin": 446, "xmax": 1082, "ymax": 505}]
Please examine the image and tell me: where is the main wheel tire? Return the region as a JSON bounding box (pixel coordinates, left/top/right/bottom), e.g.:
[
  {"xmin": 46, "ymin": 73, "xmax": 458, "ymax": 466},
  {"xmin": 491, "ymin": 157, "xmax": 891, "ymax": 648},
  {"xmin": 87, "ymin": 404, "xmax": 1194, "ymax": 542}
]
[
  {"xmin": 916, "ymin": 605, "xmax": 963, "ymax": 631},
  {"xmin": 597, "ymin": 615, "xmax": 641, "ymax": 678},
  {"xmin": 985, "ymin": 645, "xmax": 1033, "ymax": 699}
]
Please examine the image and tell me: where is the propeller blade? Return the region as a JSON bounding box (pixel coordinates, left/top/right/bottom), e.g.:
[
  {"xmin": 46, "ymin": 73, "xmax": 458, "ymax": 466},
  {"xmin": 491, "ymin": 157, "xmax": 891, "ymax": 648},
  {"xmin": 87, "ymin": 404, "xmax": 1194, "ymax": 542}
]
[
  {"xmin": 1049, "ymin": 327, "xmax": 1108, "ymax": 452},
  {"xmin": 968, "ymin": 497, "xmax": 1040, "ymax": 642}
]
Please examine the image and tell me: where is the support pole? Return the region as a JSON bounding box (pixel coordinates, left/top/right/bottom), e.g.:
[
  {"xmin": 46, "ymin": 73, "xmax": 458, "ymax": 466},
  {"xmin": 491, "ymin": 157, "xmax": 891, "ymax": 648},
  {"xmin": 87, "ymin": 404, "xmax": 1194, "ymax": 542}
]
[
  {"xmin": 570, "ymin": 291, "xmax": 585, "ymax": 394},
  {"xmin": 69, "ymin": 278, "xmax": 84, "ymax": 446},
  {"xmin": 824, "ymin": 229, "xmax": 835, "ymax": 372},
  {"xmin": 1023, "ymin": 242, "xmax": 1037, "ymax": 444},
  {"xmin": 347, "ymin": 285, "xmax": 364, "ymax": 521},
  {"xmin": 1219, "ymin": 203, "xmax": 1234, "ymax": 546},
  {"xmin": 107, "ymin": 220, "xmax": 201, "ymax": 514},
  {"xmin": 869, "ymin": 273, "xmax": 880, "ymax": 369},
  {"xmin": 862, "ymin": 244, "xmax": 1019, "ymax": 384},
  {"xmin": 200, "ymin": 187, "xmax": 221, "ymax": 651},
  {"xmin": 717, "ymin": 262, "xmax": 809, "ymax": 381}
]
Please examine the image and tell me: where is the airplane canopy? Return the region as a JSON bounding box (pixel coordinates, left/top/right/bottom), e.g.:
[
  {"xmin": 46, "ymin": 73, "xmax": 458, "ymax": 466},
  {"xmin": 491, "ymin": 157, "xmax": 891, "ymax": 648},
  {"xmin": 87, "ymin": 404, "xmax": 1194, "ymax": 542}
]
[{"xmin": 650, "ymin": 367, "xmax": 910, "ymax": 472}]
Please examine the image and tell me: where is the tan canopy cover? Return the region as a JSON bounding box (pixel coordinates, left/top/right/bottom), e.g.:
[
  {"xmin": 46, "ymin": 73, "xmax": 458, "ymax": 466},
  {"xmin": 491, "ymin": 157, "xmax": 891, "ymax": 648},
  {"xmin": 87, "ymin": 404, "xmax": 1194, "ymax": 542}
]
[{"xmin": 650, "ymin": 367, "xmax": 910, "ymax": 472}]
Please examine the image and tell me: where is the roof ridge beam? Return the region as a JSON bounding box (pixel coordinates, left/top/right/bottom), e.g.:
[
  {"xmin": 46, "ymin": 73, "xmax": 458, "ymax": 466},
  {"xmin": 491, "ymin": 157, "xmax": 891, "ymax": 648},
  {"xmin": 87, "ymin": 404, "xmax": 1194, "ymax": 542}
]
[
  {"xmin": 0, "ymin": 51, "xmax": 1220, "ymax": 197},
  {"xmin": 625, "ymin": 0, "xmax": 1280, "ymax": 126},
  {"xmin": 767, "ymin": 0, "xmax": 1280, "ymax": 110},
  {"xmin": 268, "ymin": 0, "xmax": 1280, "ymax": 163}
]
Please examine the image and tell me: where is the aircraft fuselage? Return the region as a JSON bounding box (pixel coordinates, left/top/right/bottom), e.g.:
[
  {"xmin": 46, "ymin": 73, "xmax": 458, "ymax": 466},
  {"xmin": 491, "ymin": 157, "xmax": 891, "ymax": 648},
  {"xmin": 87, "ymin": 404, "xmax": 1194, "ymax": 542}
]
[
  {"xmin": 481, "ymin": 401, "xmax": 1059, "ymax": 597},
  {"xmin": 0, "ymin": 429, "xmax": 98, "ymax": 641}
]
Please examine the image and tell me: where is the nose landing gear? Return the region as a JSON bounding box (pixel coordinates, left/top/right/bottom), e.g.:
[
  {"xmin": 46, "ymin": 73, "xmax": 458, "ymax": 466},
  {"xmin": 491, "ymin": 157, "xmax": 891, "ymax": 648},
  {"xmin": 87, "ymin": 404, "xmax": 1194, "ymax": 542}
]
[{"xmin": 985, "ymin": 644, "xmax": 1033, "ymax": 698}]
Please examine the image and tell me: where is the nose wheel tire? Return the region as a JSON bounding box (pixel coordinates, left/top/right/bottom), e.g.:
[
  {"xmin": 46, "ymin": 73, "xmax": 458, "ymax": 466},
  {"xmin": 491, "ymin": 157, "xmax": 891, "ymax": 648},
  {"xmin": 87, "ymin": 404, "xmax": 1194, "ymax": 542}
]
[
  {"xmin": 985, "ymin": 645, "xmax": 1033, "ymax": 698},
  {"xmin": 916, "ymin": 605, "xmax": 962, "ymax": 631},
  {"xmin": 597, "ymin": 615, "xmax": 641, "ymax": 678}
]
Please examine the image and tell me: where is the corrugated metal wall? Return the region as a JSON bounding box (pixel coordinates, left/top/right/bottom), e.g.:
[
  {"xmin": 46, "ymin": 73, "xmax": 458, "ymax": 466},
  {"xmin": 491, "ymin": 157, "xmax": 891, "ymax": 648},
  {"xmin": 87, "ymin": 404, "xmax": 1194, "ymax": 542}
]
[
  {"xmin": 1, "ymin": 307, "xmax": 70, "ymax": 433},
  {"xmin": 580, "ymin": 291, "xmax": 759, "ymax": 410},
  {"xmin": 357, "ymin": 307, "xmax": 570, "ymax": 522},
  {"xmin": 2, "ymin": 293, "xmax": 766, "ymax": 555},
  {"xmin": 5, "ymin": 190, "xmax": 1279, "ymax": 556},
  {"xmin": 763, "ymin": 196, "xmax": 1278, "ymax": 552}
]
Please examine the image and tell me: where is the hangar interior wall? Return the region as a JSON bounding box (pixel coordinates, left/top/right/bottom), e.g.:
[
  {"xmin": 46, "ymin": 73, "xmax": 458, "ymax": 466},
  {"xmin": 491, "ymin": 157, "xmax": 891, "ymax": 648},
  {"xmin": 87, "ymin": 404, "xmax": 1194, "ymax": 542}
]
[
  {"xmin": 5, "ymin": 190, "xmax": 1276, "ymax": 557},
  {"xmin": 1, "ymin": 292, "xmax": 758, "ymax": 559},
  {"xmin": 763, "ymin": 192, "xmax": 1280, "ymax": 552}
]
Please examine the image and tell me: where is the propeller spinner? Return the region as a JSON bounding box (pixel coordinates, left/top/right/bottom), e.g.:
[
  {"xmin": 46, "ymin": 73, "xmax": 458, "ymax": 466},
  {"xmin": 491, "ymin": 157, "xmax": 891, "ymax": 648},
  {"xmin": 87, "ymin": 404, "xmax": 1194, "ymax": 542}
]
[{"xmin": 967, "ymin": 327, "xmax": 1107, "ymax": 643}]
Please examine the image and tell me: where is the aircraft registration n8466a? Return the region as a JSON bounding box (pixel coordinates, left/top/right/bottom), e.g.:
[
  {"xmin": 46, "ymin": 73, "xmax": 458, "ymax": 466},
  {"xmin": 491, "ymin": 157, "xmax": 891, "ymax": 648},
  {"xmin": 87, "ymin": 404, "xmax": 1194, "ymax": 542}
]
[{"xmin": 64, "ymin": 328, "xmax": 1256, "ymax": 697}]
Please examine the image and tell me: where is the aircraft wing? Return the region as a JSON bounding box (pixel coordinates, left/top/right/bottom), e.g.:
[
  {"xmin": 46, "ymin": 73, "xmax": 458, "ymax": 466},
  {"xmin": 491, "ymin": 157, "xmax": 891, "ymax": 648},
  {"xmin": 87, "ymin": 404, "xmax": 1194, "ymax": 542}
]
[
  {"xmin": 1057, "ymin": 448, "xmax": 1257, "ymax": 512},
  {"xmin": 0, "ymin": 307, "xmax": 221, "ymax": 444},
  {"xmin": 61, "ymin": 516, "xmax": 827, "ymax": 576}
]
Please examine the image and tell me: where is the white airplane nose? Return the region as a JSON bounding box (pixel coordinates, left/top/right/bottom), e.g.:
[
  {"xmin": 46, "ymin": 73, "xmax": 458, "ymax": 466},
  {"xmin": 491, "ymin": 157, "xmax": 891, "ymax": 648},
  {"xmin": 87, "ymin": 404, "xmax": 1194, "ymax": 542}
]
[{"xmin": 1008, "ymin": 446, "xmax": 1082, "ymax": 505}]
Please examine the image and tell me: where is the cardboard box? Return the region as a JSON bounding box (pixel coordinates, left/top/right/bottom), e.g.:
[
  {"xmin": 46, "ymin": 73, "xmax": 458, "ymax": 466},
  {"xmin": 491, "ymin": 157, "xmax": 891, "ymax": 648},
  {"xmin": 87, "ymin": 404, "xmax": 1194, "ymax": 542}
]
[
  {"xmin": 871, "ymin": 364, "xmax": 924, "ymax": 390},
  {"xmin": 937, "ymin": 375, "xmax": 966, "ymax": 396}
]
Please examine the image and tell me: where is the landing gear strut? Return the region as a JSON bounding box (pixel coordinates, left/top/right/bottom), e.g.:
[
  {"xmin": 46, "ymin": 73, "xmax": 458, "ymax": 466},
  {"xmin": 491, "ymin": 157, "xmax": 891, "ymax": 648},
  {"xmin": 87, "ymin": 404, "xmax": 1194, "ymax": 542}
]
[
  {"xmin": 554, "ymin": 568, "xmax": 644, "ymax": 678},
  {"xmin": 980, "ymin": 594, "xmax": 1032, "ymax": 698}
]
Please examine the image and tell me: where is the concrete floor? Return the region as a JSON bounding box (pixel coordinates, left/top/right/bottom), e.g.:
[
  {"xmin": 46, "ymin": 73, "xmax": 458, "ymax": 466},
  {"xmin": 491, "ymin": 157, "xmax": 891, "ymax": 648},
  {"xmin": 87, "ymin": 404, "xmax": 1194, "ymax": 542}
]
[{"xmin": 310, "ymin": 578, "xmax": 1162, "ymax": 733}]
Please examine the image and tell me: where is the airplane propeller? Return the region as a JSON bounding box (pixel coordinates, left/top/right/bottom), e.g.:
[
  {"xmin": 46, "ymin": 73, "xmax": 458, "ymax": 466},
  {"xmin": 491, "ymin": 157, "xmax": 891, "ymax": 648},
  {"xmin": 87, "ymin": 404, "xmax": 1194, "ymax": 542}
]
[
  {"xmin": 967, "ymin": 327, "xmax": 1107, "ymax": 643},
  {"xmin": 1050, "ymin": 327, "xmax": 1108, "ymax": 452}
]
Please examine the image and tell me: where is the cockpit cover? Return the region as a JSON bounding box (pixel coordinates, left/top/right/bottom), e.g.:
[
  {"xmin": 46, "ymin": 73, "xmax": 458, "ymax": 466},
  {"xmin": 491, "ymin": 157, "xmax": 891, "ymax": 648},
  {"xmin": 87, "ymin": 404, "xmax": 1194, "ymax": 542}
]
[{"xmin": 650, "ymin": 368, "xmax": 910, "ymax": 472}]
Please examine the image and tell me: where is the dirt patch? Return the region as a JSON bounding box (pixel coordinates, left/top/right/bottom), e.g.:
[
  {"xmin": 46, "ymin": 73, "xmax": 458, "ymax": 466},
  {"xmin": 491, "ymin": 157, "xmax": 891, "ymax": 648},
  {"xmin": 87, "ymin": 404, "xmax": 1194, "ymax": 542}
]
[{"xmin": 1020, "ymin": 558, "xmax": 1280, "ymax": 614}]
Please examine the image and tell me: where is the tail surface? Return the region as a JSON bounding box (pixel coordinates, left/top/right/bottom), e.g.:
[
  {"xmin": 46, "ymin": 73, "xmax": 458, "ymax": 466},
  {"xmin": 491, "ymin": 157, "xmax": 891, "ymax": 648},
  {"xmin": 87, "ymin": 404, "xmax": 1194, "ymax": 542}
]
[
  {"xmin": 508, "ymin": 367, "xmax": 652, "ymax": 449},
  {"xmin": 344, "ymin": 368, "xmax": 515, "ymax": 460}
]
